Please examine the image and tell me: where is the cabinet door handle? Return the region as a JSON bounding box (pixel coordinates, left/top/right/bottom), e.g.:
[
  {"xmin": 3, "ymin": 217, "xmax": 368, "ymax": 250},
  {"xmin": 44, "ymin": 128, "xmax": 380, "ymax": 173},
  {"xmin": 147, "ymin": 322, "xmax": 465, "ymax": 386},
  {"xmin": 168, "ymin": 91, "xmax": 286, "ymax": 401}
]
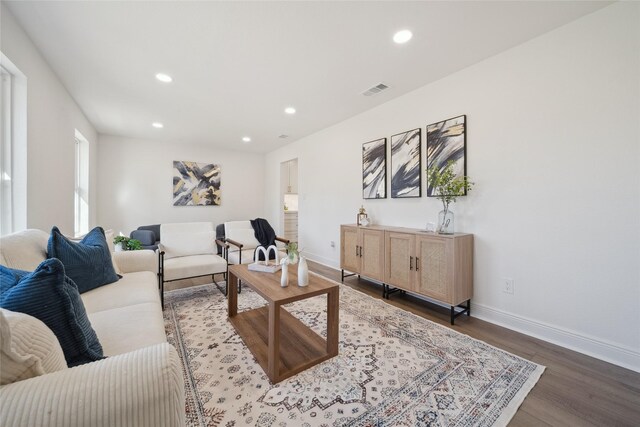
[
  {"xmin": 416, "ymin": 257, "xmax": 419, "ymax": 271},
  {"xmin": 356, "ymin": 246, "xmax": 359, "ymax": 257},
  {"xmin": 359, "ymin": 246, "xmax": 363, "ymax": 257},
  {"xmin": 409, "ymin": 256, "xmax": 414, "ymax": 270}
]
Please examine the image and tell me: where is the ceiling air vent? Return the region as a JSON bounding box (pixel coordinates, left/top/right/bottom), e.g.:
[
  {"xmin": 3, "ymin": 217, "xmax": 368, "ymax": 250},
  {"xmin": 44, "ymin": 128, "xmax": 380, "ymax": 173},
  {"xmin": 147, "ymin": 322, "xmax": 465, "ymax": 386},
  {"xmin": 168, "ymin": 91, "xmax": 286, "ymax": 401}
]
[
  {"xmin": 279, "ymin": 134, "xmax": 289, "ymax": 139},
  {"xmin": 362, "ymin": 83, "xmax": 389, "ymax": 97}
]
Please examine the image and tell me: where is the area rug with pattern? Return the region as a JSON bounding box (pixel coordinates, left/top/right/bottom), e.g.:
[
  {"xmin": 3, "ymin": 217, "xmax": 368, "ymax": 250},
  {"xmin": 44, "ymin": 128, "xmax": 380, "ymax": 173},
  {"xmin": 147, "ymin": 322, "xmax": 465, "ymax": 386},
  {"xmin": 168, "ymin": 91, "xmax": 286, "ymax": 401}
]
[{"xmin": 164, "ymin": 275, "xmax": 544, "ymax": 427}]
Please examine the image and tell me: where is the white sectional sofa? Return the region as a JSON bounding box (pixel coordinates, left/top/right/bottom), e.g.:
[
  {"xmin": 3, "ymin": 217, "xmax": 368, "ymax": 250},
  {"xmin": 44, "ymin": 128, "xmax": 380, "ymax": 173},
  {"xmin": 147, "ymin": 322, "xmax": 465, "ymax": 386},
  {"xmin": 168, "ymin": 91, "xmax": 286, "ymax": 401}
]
[{"xmin": 0, "ymin": 229, "xmax": 185, "ymax": 427}]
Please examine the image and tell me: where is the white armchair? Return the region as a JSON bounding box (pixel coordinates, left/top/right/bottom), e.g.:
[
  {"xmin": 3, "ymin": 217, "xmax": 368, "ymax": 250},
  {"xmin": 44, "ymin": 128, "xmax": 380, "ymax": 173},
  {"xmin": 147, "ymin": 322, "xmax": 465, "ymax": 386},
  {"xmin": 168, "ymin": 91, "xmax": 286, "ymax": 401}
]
[
  {"xmin": 223, "ymin": 221, "xmax": 289, "ymax": 265},
  {"xmin": 158, "ymin": 222, "xmax": 227, "ymax": 306},
  {"xmin": 221, "ymin": 220, "xmax": 289, "ymax": 294}
]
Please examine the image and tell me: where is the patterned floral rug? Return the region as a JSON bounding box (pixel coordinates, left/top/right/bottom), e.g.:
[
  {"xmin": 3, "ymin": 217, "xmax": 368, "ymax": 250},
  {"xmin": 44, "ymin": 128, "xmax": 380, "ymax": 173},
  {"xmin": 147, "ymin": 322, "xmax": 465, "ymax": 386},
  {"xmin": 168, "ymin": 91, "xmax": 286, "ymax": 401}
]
[{"xmin": 164, "ymin": 275, "xmax": 544, "ymax": 427}]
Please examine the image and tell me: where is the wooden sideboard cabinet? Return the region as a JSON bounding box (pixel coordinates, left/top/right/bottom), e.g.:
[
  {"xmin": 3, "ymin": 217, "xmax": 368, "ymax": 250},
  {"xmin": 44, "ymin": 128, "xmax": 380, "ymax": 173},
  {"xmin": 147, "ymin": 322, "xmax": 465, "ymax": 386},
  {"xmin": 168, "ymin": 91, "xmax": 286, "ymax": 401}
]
[
  {"xmin": 340, "ymin": 225, "xmax": 385, "ymax": 282},
  {"xmin": 341, "ymin": 224, "xmax": 473, "ymax": 324}
]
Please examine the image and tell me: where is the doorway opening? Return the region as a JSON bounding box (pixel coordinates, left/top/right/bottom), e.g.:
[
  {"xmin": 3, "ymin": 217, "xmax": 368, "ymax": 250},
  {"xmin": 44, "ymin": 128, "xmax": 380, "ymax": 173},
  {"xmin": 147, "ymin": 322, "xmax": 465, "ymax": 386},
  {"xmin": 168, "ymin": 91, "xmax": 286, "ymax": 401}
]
[{"xmin": 280, "ymin": 158, "xmax": 298, "ymax": 244}]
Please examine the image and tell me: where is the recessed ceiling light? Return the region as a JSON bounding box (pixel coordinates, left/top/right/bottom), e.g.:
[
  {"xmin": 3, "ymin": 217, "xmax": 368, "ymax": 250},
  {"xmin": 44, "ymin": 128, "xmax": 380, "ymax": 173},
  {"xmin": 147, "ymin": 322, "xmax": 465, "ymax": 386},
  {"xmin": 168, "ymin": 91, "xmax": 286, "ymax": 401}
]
[
  {"xmin": 152, "ymin": 122, "xmax": 164, "ymax": 128},
  {"xmin": 393, "ymin": 30, "xmax": 413, "ymax": 44},
  {"xmin": 242, "ymin": 136, "xmax": 251, "ymax": 142},
  {"xmin": 284, "ymin": 107, "xmax": 296, "ymax": 115},
  {"xmin": 155, "ymin": 73, "xmax": 172, "ymax": 83}
]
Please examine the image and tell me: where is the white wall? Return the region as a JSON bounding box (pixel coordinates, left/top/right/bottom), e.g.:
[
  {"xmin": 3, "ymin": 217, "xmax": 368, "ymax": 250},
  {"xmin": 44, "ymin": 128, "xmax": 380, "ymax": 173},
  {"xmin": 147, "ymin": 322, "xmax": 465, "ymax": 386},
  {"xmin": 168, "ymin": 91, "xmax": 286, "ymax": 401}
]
[
  {"xmin": 264, "ymin": 3, "xmax": 640, "ymax": 371},
  {"xmin": 97, "ymin": 135, "xmax": 265, "ymax": 235},
  {"xmin": 1, "ymin": 4, "xmax": 98, "ymax": 234}
]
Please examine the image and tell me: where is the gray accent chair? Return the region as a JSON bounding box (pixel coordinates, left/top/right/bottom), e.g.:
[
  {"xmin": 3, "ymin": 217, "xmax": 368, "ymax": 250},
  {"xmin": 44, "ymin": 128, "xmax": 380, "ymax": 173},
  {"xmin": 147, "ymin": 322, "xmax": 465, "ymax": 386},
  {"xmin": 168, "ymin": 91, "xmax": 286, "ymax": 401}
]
[{"xmin": 131, "ymin": 224, "xmax": 161, "ymax": 251}]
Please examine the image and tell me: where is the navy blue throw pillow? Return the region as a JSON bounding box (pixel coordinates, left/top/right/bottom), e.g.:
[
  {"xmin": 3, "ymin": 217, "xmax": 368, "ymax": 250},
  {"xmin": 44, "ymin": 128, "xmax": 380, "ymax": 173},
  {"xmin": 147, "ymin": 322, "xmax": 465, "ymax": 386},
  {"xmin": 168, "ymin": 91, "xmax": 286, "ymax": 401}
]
[
  {"xmin": 0, "ymin": 258, "xmax": 104, "ymax": 367},
  {"xmin": 47, "ymin": 226, "xmax": 119, "ymax": 293}
]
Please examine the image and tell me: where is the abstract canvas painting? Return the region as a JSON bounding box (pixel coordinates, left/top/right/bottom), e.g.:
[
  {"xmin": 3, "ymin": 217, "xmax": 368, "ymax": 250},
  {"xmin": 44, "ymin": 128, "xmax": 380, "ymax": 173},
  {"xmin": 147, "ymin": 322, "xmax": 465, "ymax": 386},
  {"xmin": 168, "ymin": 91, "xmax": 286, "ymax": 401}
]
[
  {"xmin": 390, "ymin": 128, "xmax": 421, "ymax": 198},
  {"xmin": 362, "ymin": 138, "xmax": 387, "ymax": 199},
  {"xmin": 173, "ymin": 161, "xmax": 221, "ymax": 206},
  {"xmin": 426, "ymin": 115, "xmax": 466, "ymax": 196}
]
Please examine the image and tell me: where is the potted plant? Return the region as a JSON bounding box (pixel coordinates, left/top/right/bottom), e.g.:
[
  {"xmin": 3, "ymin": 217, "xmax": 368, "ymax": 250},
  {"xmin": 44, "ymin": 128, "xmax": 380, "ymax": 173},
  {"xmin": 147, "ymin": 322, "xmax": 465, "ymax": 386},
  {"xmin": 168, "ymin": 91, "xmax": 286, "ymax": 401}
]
[
  {"xmin": 127, "ymin": 238, "xmax": 142, "ymax": 251},
  {"xmin": 285, "ymin": 242, "xmax": 299, "ymax": 265},
  {"xmin": 113, "ymin": 236, "xmax": 143, "ymax": 251},
  {"xmin": 279, "ymin": 242, "xmax": 301, "ymax": 288},
  {"xmin": 427, "ymin": 160, "xmax": 474, "ymax": 234}
]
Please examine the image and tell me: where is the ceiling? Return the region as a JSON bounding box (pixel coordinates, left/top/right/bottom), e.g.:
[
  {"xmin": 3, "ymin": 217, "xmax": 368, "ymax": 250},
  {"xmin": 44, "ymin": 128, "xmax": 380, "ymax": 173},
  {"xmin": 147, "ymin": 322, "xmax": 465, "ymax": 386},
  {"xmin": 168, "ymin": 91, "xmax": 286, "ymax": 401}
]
[{"xmin": 5, "ymin": 1, "xmax": 610, "ymax": 152}]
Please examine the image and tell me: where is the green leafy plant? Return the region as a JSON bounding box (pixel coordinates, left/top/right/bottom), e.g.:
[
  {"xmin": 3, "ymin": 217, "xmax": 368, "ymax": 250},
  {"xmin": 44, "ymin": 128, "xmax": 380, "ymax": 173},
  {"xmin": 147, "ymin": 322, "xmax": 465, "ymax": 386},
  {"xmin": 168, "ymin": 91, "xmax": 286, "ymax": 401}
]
[
  {"xmin": 113, "ymin": 236, "xmax": 143, "ymax": 251},
  {"xmin": 113, "ymin": 235, "xmax": 129, "ymax": 245},
  {"xmin": 126, "ymin": 238, "xmax": 142, "ymax": 251},
  {"xmin": 427, "ymin": 160, "xmax": 474, "ymax": 231},
  {"xmin": 286, "ymin": 242, "xmax": 299, "ymax": 265}
]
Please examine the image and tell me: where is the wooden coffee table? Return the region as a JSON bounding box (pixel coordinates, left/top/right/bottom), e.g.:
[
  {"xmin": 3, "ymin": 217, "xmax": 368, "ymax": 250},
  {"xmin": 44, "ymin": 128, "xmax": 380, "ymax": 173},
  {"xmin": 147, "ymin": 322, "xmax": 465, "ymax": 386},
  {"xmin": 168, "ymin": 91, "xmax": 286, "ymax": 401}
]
[{"xmin": 227, "ymin": 264, "xmax": 339, "ymax": 383}]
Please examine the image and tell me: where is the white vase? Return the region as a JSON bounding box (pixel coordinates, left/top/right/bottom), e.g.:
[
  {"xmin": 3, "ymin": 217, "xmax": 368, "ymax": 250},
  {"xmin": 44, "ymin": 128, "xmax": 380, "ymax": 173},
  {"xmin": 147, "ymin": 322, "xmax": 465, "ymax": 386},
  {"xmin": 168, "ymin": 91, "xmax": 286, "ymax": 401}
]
[
  {"xmin": 115, "ymin": 242, "xmax": 124, "ymax": 252},
  {"xmin": 298, "ymin": 256, "xmax": 309, "ymax": 287},
  {"xmin": 280, "ymin": 262, "xmax": 289, "ymax": 287}
]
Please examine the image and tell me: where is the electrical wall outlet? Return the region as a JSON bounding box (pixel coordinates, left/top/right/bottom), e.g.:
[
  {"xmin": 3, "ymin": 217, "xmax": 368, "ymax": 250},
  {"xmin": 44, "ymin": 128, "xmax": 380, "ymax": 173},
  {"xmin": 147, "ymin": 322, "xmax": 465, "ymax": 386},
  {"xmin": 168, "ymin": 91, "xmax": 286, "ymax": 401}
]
[
  {"xmin": 330, "ymin": 241, "xmax": 335, "ymax": 248},
  {"xmin": 503, "ymin": 278, "xmax": 515, "ymax": 294}
]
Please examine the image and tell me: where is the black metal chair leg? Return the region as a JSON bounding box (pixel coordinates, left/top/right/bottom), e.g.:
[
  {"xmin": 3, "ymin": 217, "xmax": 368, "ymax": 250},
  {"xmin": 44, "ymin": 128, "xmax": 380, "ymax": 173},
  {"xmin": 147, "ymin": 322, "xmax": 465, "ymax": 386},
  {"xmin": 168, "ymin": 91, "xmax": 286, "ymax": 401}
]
[{"xmin": 161, "ymin": 279, "xmax": 165, "ymax": 309}]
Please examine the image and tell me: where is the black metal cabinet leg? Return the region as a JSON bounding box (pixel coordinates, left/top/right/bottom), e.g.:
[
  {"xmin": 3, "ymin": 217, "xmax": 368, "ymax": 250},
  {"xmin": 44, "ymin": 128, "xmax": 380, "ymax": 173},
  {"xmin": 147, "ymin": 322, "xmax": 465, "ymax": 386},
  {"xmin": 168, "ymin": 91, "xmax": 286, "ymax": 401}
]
[
  {"xmin": 467, "ymin": 300, "xmax": 471, "ymax": 316},
  {"xmin": 450, "ymin": 306, "xmax": 455, "ymax": 325}
]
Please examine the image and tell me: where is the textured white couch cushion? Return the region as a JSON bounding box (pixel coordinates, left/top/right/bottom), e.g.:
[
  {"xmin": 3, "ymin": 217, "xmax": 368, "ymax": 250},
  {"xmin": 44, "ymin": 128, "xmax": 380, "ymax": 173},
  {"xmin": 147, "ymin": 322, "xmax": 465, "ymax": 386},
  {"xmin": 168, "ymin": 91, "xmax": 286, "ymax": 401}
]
[
  {"xmin": 88, "ymin": 303, "xmax": 167, "ymax": 357},
  {"xmin": 112, "ymin": 249, "xmax": 157, "ymax": 274},
  {"xmin": 224, "ymin": 221, "xmax": 261, "ymax": 251},
  {"xmin": 0, "ymin": 343, "xmax": 185, "ymax": 427},
  {"xmin": 0, "ymin": 309, "xmax": 67, "ymax": 385},
  {"xmin": 161, "ymin": 222, "xmax": 216, "ymax": 259},
  {"xmin": 0, "ymin": 229, "xmax": 49, "ymax": 271},
  {"xmin": 162, "ymin": 254, "xmax": 227, "ymax": 281},
  {"xmin": 81, "ymin": 271, "xmax": 160, "ymax": 314}
]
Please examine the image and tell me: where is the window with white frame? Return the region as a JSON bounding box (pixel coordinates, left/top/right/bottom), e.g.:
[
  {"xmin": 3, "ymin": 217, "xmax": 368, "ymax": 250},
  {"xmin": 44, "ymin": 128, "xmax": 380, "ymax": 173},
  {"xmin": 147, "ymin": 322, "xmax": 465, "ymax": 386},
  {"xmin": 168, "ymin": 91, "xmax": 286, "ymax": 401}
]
[
  {"xmin": 74, "ymin": 130, "xmax": 89, "ymax": 237},
  {"xmin": 0, "ymin": 53, "xmax": 26, "ymax": 237},
  {"xmin": 0, "ymin": 64, "xmax": 13, "ymax": 236}
]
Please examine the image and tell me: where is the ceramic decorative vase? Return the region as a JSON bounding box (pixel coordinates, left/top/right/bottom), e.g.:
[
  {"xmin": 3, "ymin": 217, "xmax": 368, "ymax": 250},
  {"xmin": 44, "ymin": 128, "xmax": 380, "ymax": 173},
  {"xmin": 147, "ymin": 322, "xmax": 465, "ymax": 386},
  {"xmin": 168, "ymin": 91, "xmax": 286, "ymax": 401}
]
[
  {"xmin": 298, "ymin": 256, "xmax": 309, "ymax": 287},
  {"xmin": 115, "ymin": 242, "xmax": 125, "ymax": 252},
  {"xmin": 437, "ymin": 209, "xmax": 454, "ymax": 235},
  {"xmin": 280, "ymin": 262, "xmax": 289, "ymax": 287}
]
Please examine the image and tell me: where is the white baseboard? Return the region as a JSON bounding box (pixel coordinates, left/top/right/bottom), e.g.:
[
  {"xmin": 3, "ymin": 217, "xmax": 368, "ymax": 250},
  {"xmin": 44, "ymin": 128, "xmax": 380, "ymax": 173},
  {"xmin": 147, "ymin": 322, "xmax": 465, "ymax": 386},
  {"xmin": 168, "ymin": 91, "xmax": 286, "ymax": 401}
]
[
  {"xmin": 304, "ymin": 251, "xmax": 339, "ymax": 270},
  {"xmin": 472, "ymin": 303, "xmax": 640, "ymax": 373},
  {"xmin": 302, "ymin": 256, "xmax": 640, "ymax": 373}
]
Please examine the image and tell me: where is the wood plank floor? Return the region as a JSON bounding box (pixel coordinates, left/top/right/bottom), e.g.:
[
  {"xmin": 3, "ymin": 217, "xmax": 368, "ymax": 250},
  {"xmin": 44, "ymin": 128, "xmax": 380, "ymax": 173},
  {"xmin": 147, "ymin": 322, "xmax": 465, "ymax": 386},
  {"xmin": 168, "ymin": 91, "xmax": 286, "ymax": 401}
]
[{"xmin": 306, "ymin": 261, "xmax": 640, "ymax": 427}]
